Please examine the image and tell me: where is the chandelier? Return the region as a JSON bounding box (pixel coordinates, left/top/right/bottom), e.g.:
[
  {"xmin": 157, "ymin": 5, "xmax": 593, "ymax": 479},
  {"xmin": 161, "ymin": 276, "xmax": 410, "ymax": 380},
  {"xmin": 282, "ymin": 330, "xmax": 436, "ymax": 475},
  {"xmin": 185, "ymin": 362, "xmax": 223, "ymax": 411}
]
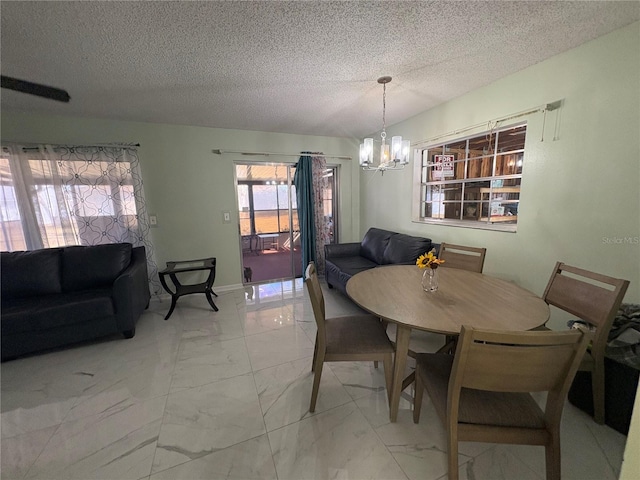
[{"xmin": 359, "ymin": 76, "xmax": 410, "ymax": 173}]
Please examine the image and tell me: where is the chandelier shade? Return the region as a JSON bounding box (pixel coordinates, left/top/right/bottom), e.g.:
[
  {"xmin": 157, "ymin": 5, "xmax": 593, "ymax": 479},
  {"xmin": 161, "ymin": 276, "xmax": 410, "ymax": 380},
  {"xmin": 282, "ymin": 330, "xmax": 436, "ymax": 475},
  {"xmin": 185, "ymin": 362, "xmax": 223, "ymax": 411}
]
[{"xmin": 360, "ymin": 76, "xmax": 410, "ymax": 173}]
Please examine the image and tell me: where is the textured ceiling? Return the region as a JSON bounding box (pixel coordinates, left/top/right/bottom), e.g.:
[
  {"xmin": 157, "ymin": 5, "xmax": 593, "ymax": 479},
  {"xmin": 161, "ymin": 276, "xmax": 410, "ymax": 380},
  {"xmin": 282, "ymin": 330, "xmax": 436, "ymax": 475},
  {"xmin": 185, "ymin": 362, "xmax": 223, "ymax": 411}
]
[{"xmin": 1, "ymin": 1, "xmax": 638, "ymax": 138}]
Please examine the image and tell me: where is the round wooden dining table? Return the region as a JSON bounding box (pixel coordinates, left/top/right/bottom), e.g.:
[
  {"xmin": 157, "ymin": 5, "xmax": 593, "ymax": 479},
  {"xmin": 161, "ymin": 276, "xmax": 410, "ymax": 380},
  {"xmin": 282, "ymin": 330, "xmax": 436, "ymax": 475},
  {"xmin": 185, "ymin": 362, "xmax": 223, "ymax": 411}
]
[{"xmin": 346, "ymin": 265, "xmax": 550, "ymax": 422}]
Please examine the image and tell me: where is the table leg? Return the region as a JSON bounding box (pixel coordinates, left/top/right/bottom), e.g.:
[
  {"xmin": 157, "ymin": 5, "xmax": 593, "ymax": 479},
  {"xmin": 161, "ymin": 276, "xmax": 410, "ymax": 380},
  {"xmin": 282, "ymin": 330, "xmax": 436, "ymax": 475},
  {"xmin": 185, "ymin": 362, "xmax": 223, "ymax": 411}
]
[
  {"xmin": 204, "ymin": 269, "xmax": 219, "ymax": 307},
  {"xmin": 165, "ymin": 295, "xmax": 178, "ymax": 320},
  {"xmin": 159, "ymin": 273, "xmax": 176, "ymax": 320},
  {"xmin": 390, "ymin": 324, "xmax": 411, "ymax": 422},
  {"xmin": 205, "ymin": 291, "xmax": 219, "ymax": 311}
]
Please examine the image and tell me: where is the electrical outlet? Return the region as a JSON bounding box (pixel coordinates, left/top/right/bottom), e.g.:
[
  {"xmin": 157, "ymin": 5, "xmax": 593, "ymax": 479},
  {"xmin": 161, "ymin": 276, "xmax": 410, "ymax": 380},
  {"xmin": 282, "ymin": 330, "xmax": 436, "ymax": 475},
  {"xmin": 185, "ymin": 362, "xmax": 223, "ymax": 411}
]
[{"xmin": 149, "ymin": 215, "xmax": 158, "ymax": 226}]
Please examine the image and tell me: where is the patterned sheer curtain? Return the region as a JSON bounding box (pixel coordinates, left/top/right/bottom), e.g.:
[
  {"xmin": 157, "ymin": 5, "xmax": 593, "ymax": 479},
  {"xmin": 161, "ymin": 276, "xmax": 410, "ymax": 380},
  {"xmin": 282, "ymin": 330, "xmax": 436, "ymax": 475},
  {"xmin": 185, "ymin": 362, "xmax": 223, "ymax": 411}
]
[
  {"xmin": 311, "ymin": 155, "xmax": 330, "ymax": 274},
  {"xmin": 293, "ymin": 152, "xmax": 329, "ymax": 275},
  {"xmin": 0, "ymin": 143, "xmax": 161, "ymax": 294}
]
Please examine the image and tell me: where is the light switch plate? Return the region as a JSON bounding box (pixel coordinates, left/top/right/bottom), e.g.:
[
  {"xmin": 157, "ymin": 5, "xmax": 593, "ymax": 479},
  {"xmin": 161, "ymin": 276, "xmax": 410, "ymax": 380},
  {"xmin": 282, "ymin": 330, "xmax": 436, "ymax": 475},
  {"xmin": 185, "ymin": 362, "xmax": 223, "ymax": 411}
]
[
  {"xmin": 149, "ymin": 215, "xmax": 158, "ymax": 226},
  {"xmin": 223, "ymin": 211, "xmax": 231, "ymax": 223}
]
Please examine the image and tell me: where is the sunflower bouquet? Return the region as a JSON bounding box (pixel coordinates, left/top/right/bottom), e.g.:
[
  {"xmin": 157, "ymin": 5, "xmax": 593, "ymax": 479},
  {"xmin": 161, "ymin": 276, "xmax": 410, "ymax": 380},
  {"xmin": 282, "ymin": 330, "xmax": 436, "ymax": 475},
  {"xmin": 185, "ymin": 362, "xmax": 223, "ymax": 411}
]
[{"xmin": 416, "ymin": 248, "xmax": 445, "ymax": 269}]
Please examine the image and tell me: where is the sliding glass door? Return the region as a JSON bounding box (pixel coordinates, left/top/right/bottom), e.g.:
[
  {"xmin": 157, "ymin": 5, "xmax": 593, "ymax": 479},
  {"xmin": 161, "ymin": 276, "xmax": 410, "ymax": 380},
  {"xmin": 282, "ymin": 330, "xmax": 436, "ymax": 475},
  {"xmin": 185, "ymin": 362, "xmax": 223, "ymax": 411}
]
[
  {"xmin": 236, "ymin": 163, "xmax": 299, "ymax": 283},
  {"xmin": 236, "ymin": 162, "xmax": 337, "ymax": 284}
]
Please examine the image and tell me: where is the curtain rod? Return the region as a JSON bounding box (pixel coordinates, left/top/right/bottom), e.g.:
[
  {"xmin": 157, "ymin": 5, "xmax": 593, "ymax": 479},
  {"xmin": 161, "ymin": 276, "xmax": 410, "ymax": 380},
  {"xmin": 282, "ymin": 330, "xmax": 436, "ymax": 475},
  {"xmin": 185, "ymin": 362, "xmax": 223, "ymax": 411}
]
[
  {"xmin": 413, "ymin": 100, "xmax": 562, "ymax": 146},
  {"xmin": 11, "ymin": 143, "xmax": 141, "ymax": 152},
  {"xmin": 212, "ymin": 149, "xmax": 352, "ymax": 160}
]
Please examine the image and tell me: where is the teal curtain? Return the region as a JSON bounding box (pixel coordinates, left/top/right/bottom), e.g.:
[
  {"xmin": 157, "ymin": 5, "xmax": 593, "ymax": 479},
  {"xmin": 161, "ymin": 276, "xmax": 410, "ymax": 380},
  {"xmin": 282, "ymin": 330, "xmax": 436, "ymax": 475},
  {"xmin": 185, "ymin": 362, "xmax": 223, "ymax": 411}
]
[{"xmin": 293, "ymin": 153, "xmax": 316, "ymax": 273}]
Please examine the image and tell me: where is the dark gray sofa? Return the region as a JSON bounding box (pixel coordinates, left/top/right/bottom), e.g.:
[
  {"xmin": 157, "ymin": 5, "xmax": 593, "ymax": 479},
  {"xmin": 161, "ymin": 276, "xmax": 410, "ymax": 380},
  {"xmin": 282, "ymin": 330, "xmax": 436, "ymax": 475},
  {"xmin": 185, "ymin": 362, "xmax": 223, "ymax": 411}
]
[
  {"xmin": 325, "ymin": 227, "xmax": 435, "ymax": 294},
  {"xmin": 1, "ymin": 243, "xmax": 150, "ymax": 361}
]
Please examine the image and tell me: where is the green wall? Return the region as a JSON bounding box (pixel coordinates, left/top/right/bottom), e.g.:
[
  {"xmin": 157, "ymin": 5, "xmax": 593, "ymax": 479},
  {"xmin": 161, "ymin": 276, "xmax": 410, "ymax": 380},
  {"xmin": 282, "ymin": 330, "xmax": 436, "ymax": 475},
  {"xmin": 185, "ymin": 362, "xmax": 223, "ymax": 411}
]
[
  {"xmin": 0, "ymin": 115, "xmax": 360, "ymax": 287},
  {"xmin": 360, "ymin": 21, "xmax": 640, "ymax": 320}
]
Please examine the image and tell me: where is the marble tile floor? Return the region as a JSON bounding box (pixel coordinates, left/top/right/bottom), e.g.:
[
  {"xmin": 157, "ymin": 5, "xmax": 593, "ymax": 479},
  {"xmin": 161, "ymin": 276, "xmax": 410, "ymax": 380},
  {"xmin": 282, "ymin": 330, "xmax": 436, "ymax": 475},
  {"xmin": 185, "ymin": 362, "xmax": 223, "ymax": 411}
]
[{"xmin": 1, "ymin": 278, "xmax": 627, "ymax": 480}]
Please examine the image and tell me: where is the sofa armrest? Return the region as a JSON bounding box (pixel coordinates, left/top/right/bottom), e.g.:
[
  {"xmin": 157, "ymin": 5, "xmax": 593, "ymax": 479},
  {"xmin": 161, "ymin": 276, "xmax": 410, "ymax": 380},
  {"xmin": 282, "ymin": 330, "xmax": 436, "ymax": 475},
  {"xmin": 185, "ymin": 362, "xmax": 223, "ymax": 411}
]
[
  {"xmin": 325, "ymin": 242, "xmax": 362, "ymax": 258},
  {"xmin": 113, "ymin": 246, "xmax": 150, "ymax": 332}
]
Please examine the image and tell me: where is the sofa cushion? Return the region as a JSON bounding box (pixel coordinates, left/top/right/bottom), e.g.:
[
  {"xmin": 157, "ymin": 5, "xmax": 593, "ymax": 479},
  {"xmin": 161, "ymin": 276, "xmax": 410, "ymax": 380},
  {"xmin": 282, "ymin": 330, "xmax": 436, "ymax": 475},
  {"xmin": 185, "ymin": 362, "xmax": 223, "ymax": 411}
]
[
  {"xmin": 1, "ymin": 248, "xmax": 63, "ymax": 300},
  {"xmin": 382, "ymin": 233, "xmax": 432, "ymax": 265},
  {"xmin": 2, "ymin": 319, "xmax": 119, "ymax": 361},
  {"xmin": 1, "ymin": 290, "xmax": 115, "ymax": 335},
  {"xmin": 360, "ymin": 228, "xmax": 394, "ymax": 265},
  {"xmin": 326, "ymin": 256, "xmax": 379, "ymax": 277},
  {"xmin": 62, "ymin": 243, "xmax": 132, "ymax": 292}
]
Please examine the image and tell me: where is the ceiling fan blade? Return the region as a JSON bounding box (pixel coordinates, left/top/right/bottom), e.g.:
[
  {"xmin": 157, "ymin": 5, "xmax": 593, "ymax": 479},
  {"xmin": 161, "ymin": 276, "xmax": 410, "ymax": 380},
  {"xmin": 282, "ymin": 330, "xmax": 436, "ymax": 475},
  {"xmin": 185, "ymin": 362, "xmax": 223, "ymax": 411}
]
[{"xmin": 1, "ymin": 75, "xmax": 70, "ymax": 102}]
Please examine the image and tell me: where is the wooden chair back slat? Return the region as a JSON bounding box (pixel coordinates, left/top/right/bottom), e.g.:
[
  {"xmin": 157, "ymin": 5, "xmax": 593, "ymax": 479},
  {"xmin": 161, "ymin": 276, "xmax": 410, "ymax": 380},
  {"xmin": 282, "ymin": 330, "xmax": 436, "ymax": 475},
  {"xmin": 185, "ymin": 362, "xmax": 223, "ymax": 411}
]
[
  {"xmin": 452, "ymin": 326, "xmax": 589, "ymax": 396},
  {"xmin": 461, "ymin": 343, "xmax": 579, "ymax": 392},
  {"xmin": 305, "ymin": 262, "xmax": 326, "ymax": 338},
  {"xmin": 544, "ymin": 268, "xmax": 626, "ymax": 327},
  {"xmin": 439, "ymin": 243, "xmax": 486, "ymax": 273},
  {"xmin": 542, "ymin": 262, "xmax": 629, "ymax": 350},
  {"xmin": 449, "ymin": 326, "xmax": 590, "ymax": 434}
]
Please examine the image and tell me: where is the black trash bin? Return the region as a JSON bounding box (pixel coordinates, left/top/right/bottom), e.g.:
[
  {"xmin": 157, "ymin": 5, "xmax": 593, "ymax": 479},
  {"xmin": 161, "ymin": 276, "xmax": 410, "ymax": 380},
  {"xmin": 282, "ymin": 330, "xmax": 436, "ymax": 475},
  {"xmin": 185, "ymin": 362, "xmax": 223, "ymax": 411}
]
[
  {"xmin": 568, "ymin": 356, "xmax": 639, "ymax": 435},
  {"xmin": 568, "ymin": 303, "xmax": 640, "ymax": 435}
]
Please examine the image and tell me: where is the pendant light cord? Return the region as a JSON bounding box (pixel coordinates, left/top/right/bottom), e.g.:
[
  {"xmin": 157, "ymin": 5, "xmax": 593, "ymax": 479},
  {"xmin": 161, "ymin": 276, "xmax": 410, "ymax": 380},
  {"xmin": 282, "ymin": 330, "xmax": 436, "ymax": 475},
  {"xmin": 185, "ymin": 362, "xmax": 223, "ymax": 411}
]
[{"xmin": 381, "ymin": 81, "xmax": 387, "ymax": 140}]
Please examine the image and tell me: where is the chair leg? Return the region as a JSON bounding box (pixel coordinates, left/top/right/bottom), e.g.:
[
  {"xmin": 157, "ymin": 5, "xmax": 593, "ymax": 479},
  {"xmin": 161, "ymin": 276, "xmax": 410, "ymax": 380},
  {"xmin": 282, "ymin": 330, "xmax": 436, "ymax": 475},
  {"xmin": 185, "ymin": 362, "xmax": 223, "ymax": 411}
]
[
  {"xmin": 382, "ymin": 354, "xmax": 393, "ymax": 404},
  {"xmin": 545, "ymin": 432, "xmax": 561, "ymax": 480},
  {"xmin": 310, "ymin": 354, "xmax": 324, "ymax": 413},
  {"xmin": 592, "ymin": 363, "xmax": 605, "ymax": 424},
  {"xmin": 311, "ymin": 334, "xmax": 318, "ymax": 372},
  {"xmin": 447, "ymin": 429, "xmax": 459, "ymax": 480},
  {"xmin": 413, "ymin": 366, "xmax": 424, "ymax": 423}
]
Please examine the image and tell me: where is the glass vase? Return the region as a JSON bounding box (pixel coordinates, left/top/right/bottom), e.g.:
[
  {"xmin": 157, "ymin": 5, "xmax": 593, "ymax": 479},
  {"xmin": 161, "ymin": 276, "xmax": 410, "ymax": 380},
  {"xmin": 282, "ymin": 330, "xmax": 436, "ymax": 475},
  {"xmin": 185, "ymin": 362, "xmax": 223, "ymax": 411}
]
[{"xmin": 421, "ymin": 267, "xmax": 439, "ymax": 292}]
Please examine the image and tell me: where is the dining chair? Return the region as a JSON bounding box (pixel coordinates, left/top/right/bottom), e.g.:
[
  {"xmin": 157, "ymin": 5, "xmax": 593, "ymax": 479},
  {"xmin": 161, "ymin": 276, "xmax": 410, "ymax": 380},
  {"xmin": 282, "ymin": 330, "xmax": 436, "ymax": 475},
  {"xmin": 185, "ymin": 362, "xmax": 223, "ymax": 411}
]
[
  {"xmin": 413, "ymin": 325, "xmax": 591, "ymax": 480},
  {"xmin": 438, "ymin": 242, "xmax": 487, "ymax": 273},
  {"xmin": 542, "ymin": 261, "xmax": 629, "ymax": 424},
  {"xmin": 304, "ymin": 262, "xmax": 395, "ymax": 412}
]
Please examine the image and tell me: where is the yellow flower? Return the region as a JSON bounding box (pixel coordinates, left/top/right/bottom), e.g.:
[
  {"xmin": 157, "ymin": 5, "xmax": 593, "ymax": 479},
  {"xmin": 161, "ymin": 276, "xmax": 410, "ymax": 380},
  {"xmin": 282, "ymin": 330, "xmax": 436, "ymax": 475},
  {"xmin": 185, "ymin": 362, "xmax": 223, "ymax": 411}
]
[
  {"xmin": 416, "ymin": 253, "xmax": 430, "ymax": 269},
  {"xmin": 416, "ymin": 248, "xmax": 445, "ymax": 269}
]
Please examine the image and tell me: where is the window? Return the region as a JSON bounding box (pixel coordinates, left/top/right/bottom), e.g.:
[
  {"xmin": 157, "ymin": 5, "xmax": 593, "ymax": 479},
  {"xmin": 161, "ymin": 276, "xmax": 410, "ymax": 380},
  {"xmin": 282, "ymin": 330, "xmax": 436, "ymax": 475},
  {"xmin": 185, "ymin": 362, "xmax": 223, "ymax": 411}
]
[
  {"xmin": 252, "ymin": 184, "xmax": 296, "ymax": 234},
  {"xmin": 322, "ymin": 168, "xmax": 336, "ymax": 243},
  {"xmin": 238, "ymin": 184, "xmax": 297, "ymax": 235},
  {"xmin": 236, "ymin": 164, "xmax": 298, "ymax": 236},
  {"xmin": 0, "ymin": 156, "xmax": 27, "ymax": 251},
  {"xmin": 414, "ymin": 124, "xmax": 526, "ymax": 232},
  {"xmin": 1, "ymin": 145, "xmax": 145, "ymax": 251}
]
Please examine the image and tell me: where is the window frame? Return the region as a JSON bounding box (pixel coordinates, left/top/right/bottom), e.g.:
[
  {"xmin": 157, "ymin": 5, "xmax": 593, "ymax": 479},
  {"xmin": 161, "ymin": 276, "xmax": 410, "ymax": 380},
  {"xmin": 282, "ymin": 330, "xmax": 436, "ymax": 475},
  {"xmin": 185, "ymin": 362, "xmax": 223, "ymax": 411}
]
[
  {"xmin": 237, "ymin": 180, "xmax": 298, "ymax": 235},
  {"xmin": 412, "ymin": 122, "xmax": 527, "ymax": 233}
]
